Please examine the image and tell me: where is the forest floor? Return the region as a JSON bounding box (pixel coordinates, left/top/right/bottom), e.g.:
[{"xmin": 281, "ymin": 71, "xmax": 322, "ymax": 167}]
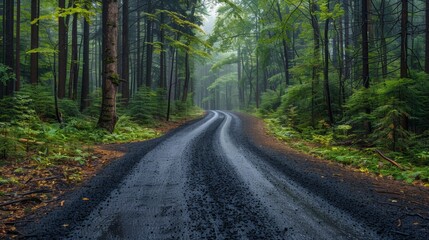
[{"xmin": 0, "ymin": 115, "xmax": 204, "ymax": 238}]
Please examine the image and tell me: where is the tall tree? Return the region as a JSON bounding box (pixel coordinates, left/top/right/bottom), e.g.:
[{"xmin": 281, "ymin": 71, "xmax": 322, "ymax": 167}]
[
  {"xmin": 121, "ymin": 0, "xmax": 130, "ymax": 103},
  {"xmin": 4, "ymin": 0, "xmax": 14, "ymax": 95},
  {"xmin": 80, "ymin": 4, "xmax": 90, "ymax": 112},
  {"xmin": 98, "ymin": 0, "xmax": 119, "ymax": 132},
  {"xmin": 58, "ymin": 0, "xmax": 67, "ymax": 98},
  {"xmin": 30, "ymin": 0, "xmax": 40, "ymax": 85},
  {"xmin": 15, "ymin": 0, "xmax": 21, "ymax": 91},
  {"xmin": 323, "ymin": 0, "xmax": 334, "ymax": 124},
  {"xmin": 145, "ymin": 0, "xmax": 154, "ymax": 88},
  {"xmin": 425, "ymin": 0, "xmax": 429, "ymax": 73},
  {"xmin": 69, "ymin": 4, "xmax": 79, "ymax": 100},
  {"xmin": 362, "ymin": 0, "xmax": 372, "ymax": 133},
  {"xmin": 310, "ymin": 0, "xmax": 321, "ymax": 127},
  {"xmin": 400, "ymin": 0, "xmax": 408, "ymax": 78}
]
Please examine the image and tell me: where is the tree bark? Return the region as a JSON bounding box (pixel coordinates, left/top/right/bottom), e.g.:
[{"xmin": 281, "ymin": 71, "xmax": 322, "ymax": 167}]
[
  {"xmin": 30, "ymin": 0, "xmax": 39, "ymax": 85},
  {"xmin": 362, "ymin": 0, "xmax": 370, "ymax": 88},
  {"xmin": 121, "ymin": 0, "xmax": 130, "ymax": 104},
  {"xmin": 15, "ymin": 0, "xmax": 20, "ymax": 91},
  {"xmin": 145, "ymin": 0, "xmax": 153, "ymax": 88},
  {"xmin": 425, "ymin": 0, "xmax": 429, "ymax": 73},
  {"xmin": 58, "ymin": 0, "xmax": 67, "ymax": 99},
  {"xmin": 275, "ymin": 0, "xmax": 290, "ymax": 86},
  {"xmin": 98, "ymin": 0, "xmax": 119, "ymax": 133},
  {"xmin": 68, "ymin": 10, "xmax": 78, "ymax": 100},
  {"xmin": 323, "ymin": 0, "xmax": 334, "ymax": 125},
  {"xmin": 80, "ymin": 11, "xmax": 90, "ymax": 112},
  {"xmin": 159, "ymin": 11, "xmax": 166, "ymax": 89},
  {"xmin": 310, "ymin": 0, "xmax": 321, "ymax": 128},
  {"xmin": 4, "ymin": 0, "xmax": 14, "ymax": 95},
  {"xmin": 182, "ymin": 52, "xmax": 190, "ymax": 102},
  {"xmin": 362, "ymin": 0, "xmax": 372, "ymax": 134},
  {"xmin": 400, "ymin": 0, "xmax": 408, "ymax": 78}
]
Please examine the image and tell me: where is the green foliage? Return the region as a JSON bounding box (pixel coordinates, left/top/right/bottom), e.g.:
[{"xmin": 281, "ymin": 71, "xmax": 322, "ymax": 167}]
[
  {"xmin": 82, "ymin": 89, "xmax": 102, "ymax": 117},
  {"xmin": 259, "ymin": 90, "xmax": 282, "ymax": 116},
  {"xmin": 0, "ymin": 63, "xmax": 15, "ymax": 86},
  {"xmin": 128, "ymin": 88, "xmax": 167, "ymax": 124}
]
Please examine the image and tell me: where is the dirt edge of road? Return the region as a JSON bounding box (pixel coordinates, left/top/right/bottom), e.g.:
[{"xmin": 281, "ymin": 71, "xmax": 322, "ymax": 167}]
[{"xmin": 236, "ymin": 112, "xmax": 429, "ymax": 240}]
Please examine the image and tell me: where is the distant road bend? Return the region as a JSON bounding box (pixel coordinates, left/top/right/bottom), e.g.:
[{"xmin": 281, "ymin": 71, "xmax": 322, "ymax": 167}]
[{"xmin": 21, "ymin": 111, "xmax": 429, "ymax": 239}]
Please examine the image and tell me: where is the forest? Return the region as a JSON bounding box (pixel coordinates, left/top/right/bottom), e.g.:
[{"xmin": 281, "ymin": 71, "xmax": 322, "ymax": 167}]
[{"xmin": 1, "ymin": 0, "xmax": 429, "ymax": 210}]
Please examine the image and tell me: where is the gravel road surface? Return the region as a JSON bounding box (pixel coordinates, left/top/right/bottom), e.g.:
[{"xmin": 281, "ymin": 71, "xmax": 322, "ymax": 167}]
[{"xmin": 19, "ymin": 111, "xmax": 429, "ymax": 239}]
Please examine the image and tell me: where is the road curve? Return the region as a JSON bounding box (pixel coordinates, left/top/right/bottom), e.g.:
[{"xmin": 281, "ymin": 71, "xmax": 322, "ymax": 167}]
[{"xmin": 22, "ymin": 111, "xmax": 384, "ymax": 239}]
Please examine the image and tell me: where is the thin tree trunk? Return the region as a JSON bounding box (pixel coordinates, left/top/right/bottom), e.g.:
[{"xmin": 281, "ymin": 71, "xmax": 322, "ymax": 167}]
[
  {"xmin": 30, "ymin": 0, "xmax": 39, "ymax": 85},
  {"xmin": 145, "ymin": 0, "xmax": 153, "ymax": 88},
  {"xmin": 310, "ymin": 0, "xmax": 321, "ymax": 128},
  {"xmin": 159, "ymin": 11, "xmax": 166, "ymax": 89},
  {"xmin": 275, "ymin": 0, "xmax": 290, "ymax": 86},
  {"xmin": 4, "ymin": 0, "xmax": 14, "ymax": 95},
  {"xmin": 15, "ymin": 0, "xmax": 20, "ymax": 91},
  {"xmin": 98, "ymin": 0, "xmax": 119, "ymax": 133},
  {"xmin": 400, "ymin": 0, "xmax": 408, "ymax": 78},
  {"xmin": 344, "ymin": 0, "xmax": 350, "ymax": 81},
  {"xmin": 167, "ymin": 48, "xmax": 176, "ymax": 121},
  {"xmin": 426, "ymin": 0, "xmax": 429, "ymax": 73},
  {"xmin": 58, "ymin": 0, "xmax": 67, "ymax": 99},
  {"xmin": 69, "ymin": 10, "xmax": 78, "ymax": 100},
  {"xmin": 362, "ymin": 0, "xmax": 372, "ymax": 133},
  {"xmin": 323, "ymin": 0, "xmax": 334, "ymax": 125},
  {"xmin": 182, "ymin": 52, "xmax": 190, "ymax": 102},
  {"xmin": 80, "ymin": 12, "xmax": 90, "ymax": 112},
  {"xmin": 380, "ymin": 0, "xmax": 388, "ymax": 78},
  {"xmin": 121, "ymin": 0, "xmax": 130, "ymax": 104}
]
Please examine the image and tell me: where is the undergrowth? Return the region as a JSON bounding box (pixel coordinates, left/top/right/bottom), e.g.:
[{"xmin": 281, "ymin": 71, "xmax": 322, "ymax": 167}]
[
  {"xmin": 0, "ymin": 85, "xmax": 202, "ymax": 183},
  {"xmin": 264, "ymin": 117, "xmax": 429, "ymax": 186}
]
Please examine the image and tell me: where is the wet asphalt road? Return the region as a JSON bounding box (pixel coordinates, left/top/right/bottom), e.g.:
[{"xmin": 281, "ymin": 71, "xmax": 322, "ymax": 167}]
[{"xmin": 22, "ymin": 111, "xmax": 385, "ymax": 239}]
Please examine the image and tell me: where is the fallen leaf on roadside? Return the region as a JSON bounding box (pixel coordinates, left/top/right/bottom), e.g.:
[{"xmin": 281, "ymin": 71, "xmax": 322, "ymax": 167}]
[
  {"xmin": 60, "ymin": 200, "xmax": 65, "ymax": 206},
  {"xmin": 82, "ymin": 197, "xmax": 89, "ymax": 201}
]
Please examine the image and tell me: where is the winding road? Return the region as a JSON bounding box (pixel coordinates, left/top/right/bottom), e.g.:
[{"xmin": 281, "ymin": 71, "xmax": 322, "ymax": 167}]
[{"xmin": 20, "ymin": 111, "xmax": 429, "ymax": 239}]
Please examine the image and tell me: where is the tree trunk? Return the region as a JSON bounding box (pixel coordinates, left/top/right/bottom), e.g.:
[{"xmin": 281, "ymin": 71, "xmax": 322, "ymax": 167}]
[
  {"xmin": 30, "ymin": 0, "xmax": 39, "ymax": 85},
  {"xmin": 145, "ymin": 0, "xmax": 153, "ymax": 88},
  {"xmin": 80, "ymin": 12, "xmax": 90, "ymax": 112},
  {"xmin": 344, "ymin": 0, "xmax": 350, "ymax": 81},
  {"xmin": 237, "ymin": 47, "xmax": 244, "ymax": 109},
  {"xmin": 68, "ymin": 10, "xmax": 78, "ymax": 100},
  {"xmin": 323, "ymin": 0, "xmax": 334, "ymax": 125},
  {"xmin": 15, "ymin": 0, "xmax": 20, "ymax": 91},
  {"xmin": 362, "ymin": 0, "xmax": 372, "ymax": 133},
  {"xmin": 167, "ymin": 48, "xmax": 176, "ymax": 121},
  {"xmin": 98, "ymin": 0, "xmax": 119, "ymax": 133},
  {"xmin": 58, "ymin": 0, "xmax": 67, "ymax": 99},
  {"xmin": 425, "ymin": 0, "xmax": 429, "ymax": 73},
  {"xmin": 275, "ymin": 0, "xmax": 290, "ymax": 86},
  {"xmin": 362, "ymin": 0, "xmax": 370, "ymax": 88},
  {"xmin": 4, "ymin": 0, "xmax": 14, "ymax": 95},
  {"xmin": 159, "ymin": 11, "xmax": 166, "ymax": 89},
  {"xmin": 136, "ymin": 9, "xmax": 143, "ymax": 88},
  {"xmin": 310, "ymin": 1, "xmax": 321, "ymax": 128},
  {"xmin": 400, "ymin": 0, "xmax": 408, "ymax": 78},
  {"xmin": 121, "ymin": 0, "xmax": 130, "ymax": 104},
  {"xmin": 380, "ymin": 0, "xmax": 388, "ymax": 78},
  {"xmin": 182, "ymin": 51, "xmax": 190, "ymax": 102}
]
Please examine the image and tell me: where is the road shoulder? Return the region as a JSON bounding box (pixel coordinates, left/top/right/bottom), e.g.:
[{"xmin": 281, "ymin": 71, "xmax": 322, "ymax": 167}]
[{"xmin": 236, "ymin": 112, "xmax": 429, "ymax": 239}]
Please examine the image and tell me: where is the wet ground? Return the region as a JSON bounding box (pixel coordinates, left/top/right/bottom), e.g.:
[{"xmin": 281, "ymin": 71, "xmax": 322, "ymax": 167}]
[{"xmin": 18, "ymin": 111, "xmax": 429, "ymax": 239}]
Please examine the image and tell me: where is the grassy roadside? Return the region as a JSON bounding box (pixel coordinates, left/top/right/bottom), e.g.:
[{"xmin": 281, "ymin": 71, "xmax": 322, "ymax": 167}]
[
  {"xmin": 0, "ymin": 108, "xmax": 204, "ymax": 237},
  {"xmin": 261, "ymin": 116, "xmax": 429, "ymax": 187}
]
